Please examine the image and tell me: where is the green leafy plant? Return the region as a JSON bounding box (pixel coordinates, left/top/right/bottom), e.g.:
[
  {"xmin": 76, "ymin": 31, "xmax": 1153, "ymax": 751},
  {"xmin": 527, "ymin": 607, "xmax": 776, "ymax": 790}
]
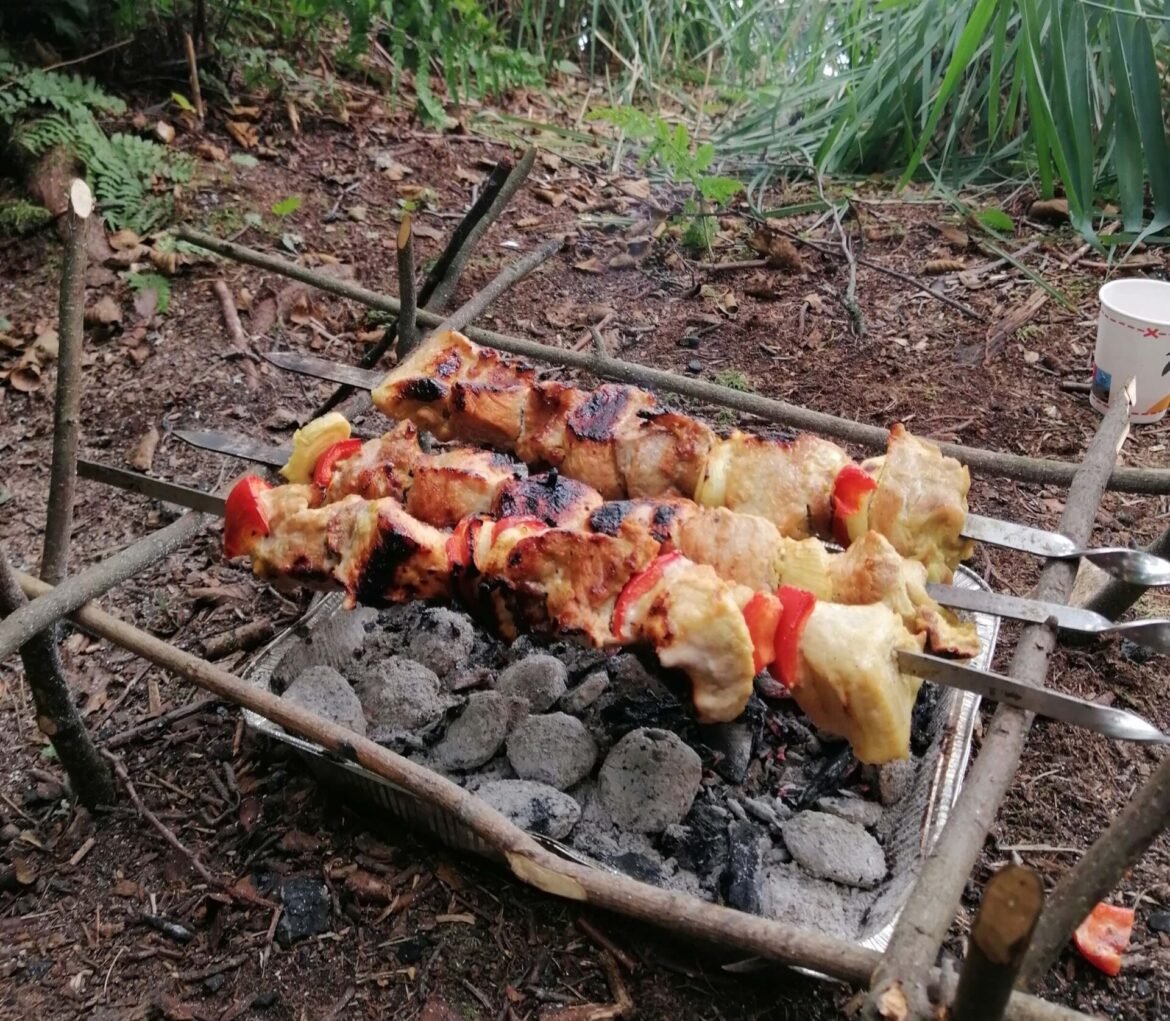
[
  {"xmin": 590, "ymin": 107, "xmax": 743, "ymax": 252},
  {"xmin": 271, "ymin": 195, "xmax": 302, "ymax": 217},
  {"xmin": 0, "ymin": 199, "xmax": 52, "ymax": 236},
  {"xmin": 125, "ymin": 271, "xmax": 172, "ymax": 314},
  {"xmin": 0, "ymin": 51, "xmax": 192, "ymax": 233}
]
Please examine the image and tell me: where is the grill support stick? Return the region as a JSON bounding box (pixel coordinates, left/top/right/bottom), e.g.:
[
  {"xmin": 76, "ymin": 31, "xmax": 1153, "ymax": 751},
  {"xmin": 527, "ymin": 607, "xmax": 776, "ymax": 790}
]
[
  {"xmin": 173, "ymin": 226, "xmax": 1170, "ymax": 496},
  {"xmin": 14, "ymin": 568, "xmax": 1093, "ymax": 1021},
  {"xmin": 863, "ymin": 383, "xmax": 1134, "ymax": 1021}
]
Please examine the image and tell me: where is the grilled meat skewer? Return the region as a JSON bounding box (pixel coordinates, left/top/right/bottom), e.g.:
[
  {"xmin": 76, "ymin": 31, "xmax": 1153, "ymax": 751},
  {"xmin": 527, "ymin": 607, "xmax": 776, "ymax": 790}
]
[
  {"xmin": 274, "ymin": 415, "xmax": 979, "ymax": 657},
  {"xmin": 369, "ymin": 330, "xmax": 973, "ymax": 582}
]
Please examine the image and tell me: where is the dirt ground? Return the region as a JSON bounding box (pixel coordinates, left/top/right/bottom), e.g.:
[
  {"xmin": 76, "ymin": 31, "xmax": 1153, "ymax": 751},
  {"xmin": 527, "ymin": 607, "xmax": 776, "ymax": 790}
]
[{"xmin": 2, "ymin": 90, "xmax": 1170, "ymax": 1021}]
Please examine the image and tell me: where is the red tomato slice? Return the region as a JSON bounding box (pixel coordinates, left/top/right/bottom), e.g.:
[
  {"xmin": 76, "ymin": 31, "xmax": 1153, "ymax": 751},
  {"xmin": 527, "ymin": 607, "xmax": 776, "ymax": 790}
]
[
  {"xmin": 768, "ymin": 585, "xmax": 817, "ymax": 689},
  {"xmin": 312, "ymin": 439, "xmax": 363, "ymax": 488},
  {"xmin": 1074, "ymin": 902, "xmax": 1135, "ymax": 977},
  {"xmin": 611, "ymin": 552, "xmax": 682, "ymax": 639},
  {"xmin": 223, "ymin": 476, "xmax": 273, "ymax": 558},
  {"xmin": 445, "ymin": 517, "xmax": 475, "ymax": 570},
  {"xmin": 742, "ymin": 591, "xmax": 782, "ymax": 674},
  {"xmin": 830, "ymin": 463, "xmax": 877, "ymax": 547}
]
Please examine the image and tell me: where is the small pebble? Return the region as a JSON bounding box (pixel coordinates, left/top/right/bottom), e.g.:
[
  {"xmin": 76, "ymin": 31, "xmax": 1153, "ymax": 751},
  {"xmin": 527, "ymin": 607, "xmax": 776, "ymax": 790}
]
[
  {"xmin": 283, "ymin": 666, "xmax": 366, "ymax": 737},
  {"xmin": 741, "ymin": 797, "xmax": 780, "ymax": 829},
  {"xmin": 685, "ymin": 359, "xmax": 702, "ymax": 374},
  {"xmin": 876, "ymin": 757, "xmax": 916, "ymax": 806},
  {"xmin": 407, "ymin": 607, "xmax": 477, "ymax": 684},
  {"xmin": 353, "ymin": 657, "xmax": 449, "ymax": 739},
  {"xmin": 559, "ymin": 669, "xmax": 610, "ymax": 714},
  {"xmin": 1147, "ymin": 910, "xmax": 1170, "ymax": 935},
  {"xmin": 496, "ymin": 655, "xmax": 568, "ymax": 712},
  {"xmin": 473, "ymin": 780, "xmax": 581, "ymax": 840},
  {"xmin": 432, "ymin": 692, "xmax": 527, "ymax": 770},
  {"xmin": 781, "ymin": 811, "xmax": 887, "ymax": 889},
  {"xmin": 679, "ymin": 335, "xmax": 700, "ymax": 350},
  {"xmin": 506, "ymin": 713, "xmax": 597, "ymax": 790},
  {"xmin": 598, "ymin": 728, "xmax": 702, "ymax": 833},
  {"xmin": 815, "ymin": 795, "xmax": 884, "ymax": 829}
]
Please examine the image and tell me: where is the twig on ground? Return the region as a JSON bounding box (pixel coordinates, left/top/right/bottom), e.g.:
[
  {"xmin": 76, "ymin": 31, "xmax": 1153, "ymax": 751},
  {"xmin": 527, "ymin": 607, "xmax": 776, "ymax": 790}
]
[
  {"xmin": 42, "ymin": 179, "xmax": 91, "ymax": 585},
  {"xmin": 183, "ymin": 32, "xmax": 205, "ymax": 123},
  {"xmin": 1018, "ymin": 747, "xmax": 1170, "ymax": 986},
  {"xmin": 758, "ymin": 216, "xmax": 981, "ymax": 320},
  {"xmin": 951, "ymin": 866, "xmax": 1044, "ymax": 1021},
  {"xmin": 212, "ymin": 280, "xmax": 258, "ymax": 388},
  {"xmin": 985, "ymin": 288, "xmax": 1049, "ymax": 364},
  {"xmin": 17, "ymin": 569, "xmax": 1094, "ymax": 1021},
  {"xmin": 105, "ymin": 695, "xmax": 220, "ymax": 749},
  {"xmin": 576, "ymin": 917, "xmax": 637, "ymax": 972},
  {"xmin": 174, "ymin": 229, "xmax": 1170, "ymax": 495},
  {"xmin": 0, "ymin": 545, "xmax": 114, "ymax": 807},
  {"xmin": 200, "ymin": 619, "xmax": 274, "ymax": 660},
  {"xmin": 395, "ymin": 214, "xmax": 417, "ymax": 357},
  {"xmin": 0, "ymin": 511, "xmax": 208, "ymax": 664},
  {"xmin": 864, "ymin": 382, "xmax": 1135, "ymax": 1021},
  {"xmin": 103, "ymin": 749, "xmax": 218, "ymax": 885},
  {"xmin": 427, "ymin": 147, "xmax": 536, "ymax": 313}
]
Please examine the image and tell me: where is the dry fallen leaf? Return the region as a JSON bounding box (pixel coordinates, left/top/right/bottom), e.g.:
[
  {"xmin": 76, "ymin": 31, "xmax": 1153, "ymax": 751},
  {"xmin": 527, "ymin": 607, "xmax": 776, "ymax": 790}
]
[
  {"xmin": 32, "ymin": 328, "xmax": 59, "ymax": 361},
  {"xmin": 540, "ymin": 151, "xmax": 562, "ymax": 172},
  {"xmin": 938, "ymin": 224, "xmax": 969, "ymax": 249},
  {"xmin": 1029, "ymin": 197, "xmax": 1069, "ymax": 222},
  {"xmin": 453, "ymin": 166, "xmax": 481, "ymax": 185},
  {"xmin": 745, "ymin": 273, "xmax": 780, "ymax": 301},
  {"xmin": 107, "ymin": 228, "xmax": 141, "ymax": 251},
  {"xmin": 195, "ymin": 141, "xmax": 227, "ymax": 162},
  {"xmin": 617, "ymin": 178, "xmax": 651, "ymax": 200},
  {"xmin": 533, "ymin": 188, "xmax": 566, "ymax": 208},
  {"xmin": 573, "ymin": 257, "xmax": 606, "ymax": 275},
  {"xmin": 85, "ymin": 296, "xmax": 123, "ymax": 327},
  {"xmin": 607, "ymin": 252, "xmax": 636, "ymax": 270},
  {"xmin": 148, "ymin": 246, "xmax": 181, "ymax": 275},
  {"xmin": 128, "ymin": 426, "xmax": 160, "ymax": 472},
  {"xmin": 154, "ymin": 120, "xmax": 175, "ymax": 145},
  {"xmin": 750, "ymin": 226, "xmax": 802, "ymax": 272},
  {"xmin": 8, "ymin": 364, "xmax": 42, "ymax": 392},
  {"xmin": 346, "ymin": 203, "xmax": 368, "ymax": 223},
  {"xmin": 226, "ymin": 119, "xmax": 258, "ymax": 149},
  {"xmin": 921, "ymin": 258, "xmax": 965, "ymax": 275}
]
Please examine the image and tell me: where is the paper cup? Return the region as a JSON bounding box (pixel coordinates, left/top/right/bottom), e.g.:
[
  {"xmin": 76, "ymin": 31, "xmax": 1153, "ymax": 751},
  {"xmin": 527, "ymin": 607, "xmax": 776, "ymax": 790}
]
[{"xmin": 1090, "ymin": 278, "xmax": 1170, "ymax": 423}]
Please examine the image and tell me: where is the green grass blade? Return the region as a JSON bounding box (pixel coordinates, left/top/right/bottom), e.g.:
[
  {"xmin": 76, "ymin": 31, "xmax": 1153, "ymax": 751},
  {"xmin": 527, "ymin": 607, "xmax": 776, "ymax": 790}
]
[{"xmin": 1118, "ymin": 11, "xmax": 1170, "ymax": 223}]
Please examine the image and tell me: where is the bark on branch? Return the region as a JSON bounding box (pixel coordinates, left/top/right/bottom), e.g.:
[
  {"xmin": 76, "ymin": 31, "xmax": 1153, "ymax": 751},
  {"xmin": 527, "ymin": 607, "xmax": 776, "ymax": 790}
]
[
  {"xmin": 395, "ymin": 214, "xmax": 417, "ymax": 358},
  {"xmin": 864, "ymin": 384, "xmax": 1135, "ymax": 1021},
  {"xmin": 0, "ymin": 548, "xmax": 113, "ymax": 807},
  {"xmin": 15, "ymin": 568, "xmax": 1092, "ymax": 1021},
  {"xmin": 172, "ymin": 227, "xmax": 1170, "ymax": 495},
  {"xmin": 41, "ymin": 179, "xmax": 92, "ymax": 585},
  {"xmin": 0, "ymin": 511, "xmax": 207, "ymax": 664}
]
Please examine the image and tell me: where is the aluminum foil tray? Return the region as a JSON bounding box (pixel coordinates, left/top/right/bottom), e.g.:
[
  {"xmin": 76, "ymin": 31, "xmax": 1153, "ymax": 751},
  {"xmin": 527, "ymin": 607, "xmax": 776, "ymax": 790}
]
[{"xmin": 239, "ymin": 567, "xmax": 999, "ymax": 954}]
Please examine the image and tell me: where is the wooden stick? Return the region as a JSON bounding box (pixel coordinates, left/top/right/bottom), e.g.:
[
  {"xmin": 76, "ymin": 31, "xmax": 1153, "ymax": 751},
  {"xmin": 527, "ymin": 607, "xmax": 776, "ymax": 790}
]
[
  {"xmin": 313, "ymin": 158, "xmax": 515, "ymax": 416},
  {"xmin": 864, "ymin": 384, "xmax": 1134, "ymax": 1021},
  {"xmin": 0, "ymin": 547, "xmax": 114, "ymax": 807},
  {"xmin": 0, "ymin": 511, "xmax": 207, "ymax": 664},
  {"xmin": 427, "ymin": 147, "xmax": 536, "ymax": 312},
  {"xmin": 395, "ymin": 215, "xmax": 417, "ymax": 357},
  {"xmin": 14, "ymin": 570, "xmax": 1092, "ymax": 1021},
  {"xmin": 105, "ymin": 695, "xmax": 220, "ymax": 749},
  {"xmin": 103, "ymin": 750, "xmax": 217, "ymax": 884},
  {"xmin": 212, "ymin": 280, "xmax": 258, "ymax": 389},
  {"xmin": 1018, "ymin": 749, "xmax": 1170, "ymax": 987},
  {"xmin": 42, "ymin": 180, "xmax": 92, "ymax": 585},
  {"xmin": 951, "ymin": 866, "xmax": 1045, "ymax": 1021},
  {"xmin": 183, "ymin": 31, "xmax": 205, "ymax": 123},
  {"xmin": 1075, "ymin": 523, "xmax": 1170, "ymax": 622},
  {"xmin": 174, "ymin": 227, "xmax": 1170, "ymax": 494}
]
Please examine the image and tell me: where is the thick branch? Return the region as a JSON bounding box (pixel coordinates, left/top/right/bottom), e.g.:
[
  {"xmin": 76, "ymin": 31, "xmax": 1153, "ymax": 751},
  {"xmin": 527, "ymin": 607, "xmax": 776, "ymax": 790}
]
[
  {"xmin": 865, "ymin": 385, "xmax": 1134, "ymax": 1021},
  {"xmin": 173, "ymin": 228, "xmax": 1170, "ymax": 495},
  {"xmin": 15, "ymin": 569, "xmax": 1091, "ymax": 1021},
  {"xmin": 427, "ymin": 147, "xmax": 536, "ymax": 312},
  {"xmin": 0, "ymin": 547, "xmax": 113, "ymax": 807},
  {"xmin": 183, "ymin": 31, "xmax": 205, "ymax": 123},
  {"xmin": 0, "ymin": 511, "xmax": 207, "ymax": 664},
  {"xmin": 952, "ymin": 866, "xmax": 1044, "ymax": 1021},
  {"xmin": 1018, "ymin": 749, "xmax": 1170, "ymax": 986},
  {"xmin": 395, "ymin": 215, "xmax": 417, "ymax": 357},
  {"xmin": 41, "ymin": 179, "xmax": 92, "ymax": 585}
]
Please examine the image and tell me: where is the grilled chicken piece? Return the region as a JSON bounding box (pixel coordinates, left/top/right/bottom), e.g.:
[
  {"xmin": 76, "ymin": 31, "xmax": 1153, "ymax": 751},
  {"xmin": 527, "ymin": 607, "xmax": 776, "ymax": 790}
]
[
  {"xmin": 612, "ymin": 554, "xmax": 756, "ymax": 724},
  {"xmin": 406, "ymin": 447, "xmax": 524, "ymax": 527},
  {"xmin": 786, "ymin": 601, "xmax": 926, "ymax": 764},
  {"xmin": 694, "ymin": 430, "xmax": 852, "ymax": 539},
  {"xmin": 248, "ymin": 488, "xmax": 451, "ymax": 606},
  {"xmin": 861, "ymin": 424, "xmax": 973, "ymax": 583},
  {"xmin": 324, "ymin": 423, "xmax": 421, "ymax": 502},
  {"xmin": 616, "ymin": 410, "xmax": 716, "ymax": 498},
  {"xmin": 491, "ymin": 471, "xmax": 603, "ymax": 529}
]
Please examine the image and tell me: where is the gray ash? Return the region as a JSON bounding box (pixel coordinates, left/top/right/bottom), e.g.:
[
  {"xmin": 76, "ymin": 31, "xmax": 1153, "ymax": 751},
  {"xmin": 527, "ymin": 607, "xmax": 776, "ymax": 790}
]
[{"xmin": 273, "ymin": 599, "xmax": 933, "ymax": 944}]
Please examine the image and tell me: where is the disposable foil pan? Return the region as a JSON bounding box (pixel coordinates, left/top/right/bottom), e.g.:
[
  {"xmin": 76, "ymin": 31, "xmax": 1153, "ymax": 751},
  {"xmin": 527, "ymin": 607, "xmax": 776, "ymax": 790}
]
[{"xmin": 240, "ymin": 567, "xmax": 999, "ymax": 954}]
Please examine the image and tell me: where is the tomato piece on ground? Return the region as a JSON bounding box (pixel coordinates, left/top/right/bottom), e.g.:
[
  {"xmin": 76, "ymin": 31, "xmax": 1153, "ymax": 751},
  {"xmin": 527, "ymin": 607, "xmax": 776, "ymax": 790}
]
[{"xmin": 1074, "ymin": 902, "xmax": 1135, "ymax": 977}]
